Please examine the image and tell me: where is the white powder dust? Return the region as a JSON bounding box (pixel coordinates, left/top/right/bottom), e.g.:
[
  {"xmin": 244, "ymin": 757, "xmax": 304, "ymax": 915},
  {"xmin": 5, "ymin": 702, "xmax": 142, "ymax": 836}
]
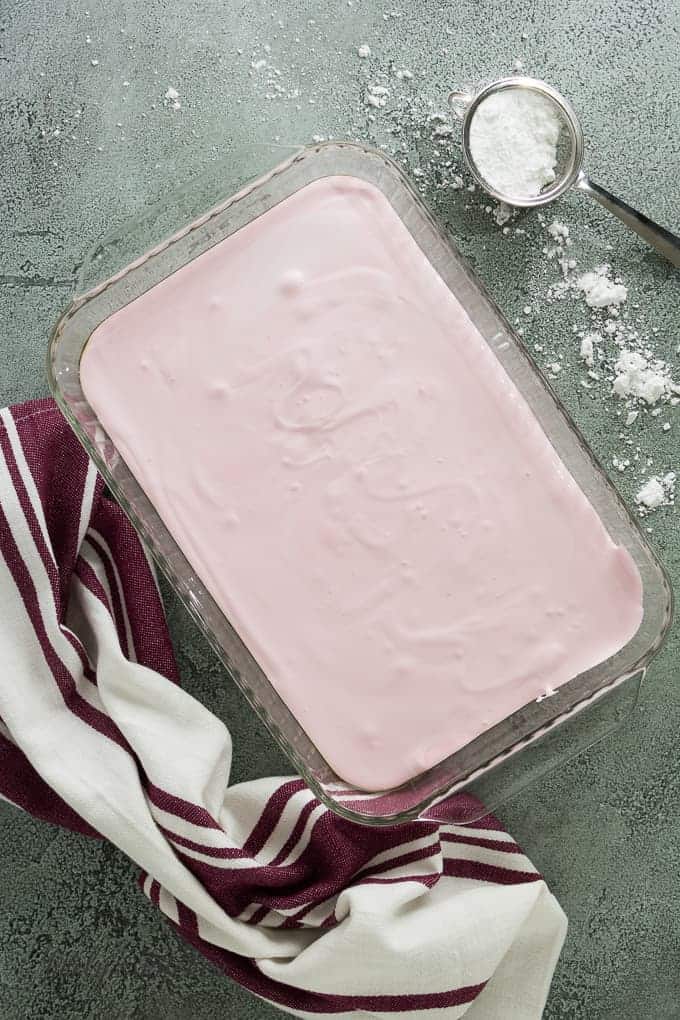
[
  {"xmin": 577, "ymin": 266, "xmax": 627, "ymax": 309},
  {"xmin": 460, "ymin": 94, "xmax": 677, "ymax": 518},
  {"xmin": 357, "ymin": 43, "xmax": 371, "ymax": 58},
  {"xmin": 468, "ymin": 88, "xmax": 562, "ymax": 200},
  {"xmin": 612, "ymin": 351, "xmax": 672, "ymax": 405},
  {"xmin": 579, "ymin": 334, "xmax": 596, "ymax": 367},
  {"xmin": 635, "ymin": 473, "xmax": 676, "ymax": 512},
  {"xmin": 365, "ymin": 83, "xmax": 389, "ymax": 108},
  {"xmin": 164, "ymin": 86, "xmax": 181, "ymax": 110},
  {"xmin": 494, "ymin": 202, "xmax": 513, "ymax": 225},
  {"xmin": 548, "ymin": 220, "xmax": 570, "ymax": 243}
]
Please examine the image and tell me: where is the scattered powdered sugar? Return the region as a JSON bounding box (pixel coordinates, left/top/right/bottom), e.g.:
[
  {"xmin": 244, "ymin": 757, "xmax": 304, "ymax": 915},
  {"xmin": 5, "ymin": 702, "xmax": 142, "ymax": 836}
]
[
  {"xmin": 365, "ymin": 83, "xmax": 390, "ymax": 108},
  {"xmin": 164, "ymin": 86, "xmax": 181, "ymax": 110},
  {"xmin": 467, "ymin": 88, "xmax": 562, "ymax": 200},
  {"xmin": 542, "ymin": 219, "xmax": 577, "ymax": 278},
  {"xmin": 528, "ymin": 203, "xmax": 676, "ymax": 516},
  {"xmin": 612, "ymin": 351, "xmax": 676, "ymax": 405},
  {"xmin": 548, "ymin": 220, "xmax": 570, "ymax": 244},
  {"xmin": 579, "ymin": 334, "xmax": 595, "ymax": 367},
  {"xmin": 494, "ymin": 202, "xmax": 513, "ymax": 226},
  {"xmin": 576, "ymin": 266, "xmax": 628, "ymax": 309},
  {"xmin": 635, "ymin": 473, "xmax": 676, "ymax": 513}
]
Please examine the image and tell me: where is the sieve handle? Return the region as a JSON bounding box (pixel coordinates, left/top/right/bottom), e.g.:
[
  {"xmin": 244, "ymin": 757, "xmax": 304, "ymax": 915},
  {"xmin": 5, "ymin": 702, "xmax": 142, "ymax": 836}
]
[{"xmin": 576, "ymin": 173, "xmax": 680, "ymax": 269}]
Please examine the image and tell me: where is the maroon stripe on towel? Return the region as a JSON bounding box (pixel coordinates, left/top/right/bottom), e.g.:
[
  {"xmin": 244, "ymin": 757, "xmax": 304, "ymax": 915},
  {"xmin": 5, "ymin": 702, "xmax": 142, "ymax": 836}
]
[
  {"xmin": 440, "ymin": 831, "xmax": 523, "ymax": 854},
  {"xmin": 175, "ymin": 924, "xmax": 487, "ymax": 1014},
  {"xmin": 242, "ymin": 778, "xmax": 307, "ymax": 857},
  {"xmin": 277, "ymin": 909, "xmax": 324, "ymax": 934},
  {"xmin": 444, "ymin": 858, "xmax": 541, "ymax": 885},
  {"xmin": 146, "ymin": 782, "xmax": 222, "ymax": 830},
  {"xmin": 89, "ymin": 497, "xmax": 182, "ymax": 686},
  {"xmin": 0, "ymin": 730, "xmax": 99, "ymax": 837},
  {"xmin": 85, "ymin": 531, "xmax": 131, "ymax": 660},
  {"xmin": 245, "ymin": 905, "xmax": 270, "ymax": 926},
  {"xmin": 74, "ymin": 554, "xmax": 114, "ymax": 614},
  {"xmin": 0, "ymin": 436, "xmax": 98, "ymax": 691},
  {"xmin": 0, "ymin": 500, "xmax": 130, "ymax": 751},
  {"xmin": 7, "ymin": 403, "xmax": 102, "ymax": 609},
  {"xmin": 0, "ymin": 425, "xmax": 62, "ymax": 607},
  {"xmin": 61, "ymin": 628, "xmax": 97, "ymax": 686},
  {"xmin": 175, "ymin": 900, "xmax": 199, "ymax": 935},
  {"xmin": 356, "ymin": 873, "xmax": 439, "ymax": 890},
  {"xmin": 269, "ymin": 796, "xmax": 320, "ymax": 866},
  {"xmin": 352, "ymin": 842, "xmax": 440, "ymax": 883},
  {"xmin": 158, "ymin": 824, "xmax": 249, "ymax": 860}
]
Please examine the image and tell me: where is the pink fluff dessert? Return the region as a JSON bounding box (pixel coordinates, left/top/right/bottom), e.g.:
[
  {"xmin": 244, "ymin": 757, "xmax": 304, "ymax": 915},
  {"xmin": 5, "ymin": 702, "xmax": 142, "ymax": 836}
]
[{"xmin": 81, "ymin": 175, "xmax": 643, "ymax": 790}]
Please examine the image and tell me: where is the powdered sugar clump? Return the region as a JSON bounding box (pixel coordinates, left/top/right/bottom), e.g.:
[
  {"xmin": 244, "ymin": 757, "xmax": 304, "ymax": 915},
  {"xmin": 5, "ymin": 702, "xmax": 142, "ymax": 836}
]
[
  {"xmin": 548, "ymin": 220, "xmax": 570, "ymax": 243},
  {"xmin": 357, "ymin": 43, "xmax": 371, "ymax": 58},
  {"xmin": 579, "ymin": 333, "xmax": 597, "ymax": 367},
  {"xmin": 635, "ymin": 473, "xmax": 676, "ymax": 513},
  {"xmin": 164, "ymin": 86, "xmax": 181, "ymax": 110},
  {"xmin": 577, "ymin": 266, "xmax": 627, "ymax": 309},
  {"xmin": 612, "ymin": 351, "xmax": 676, "ymax": 405},
  {"xmin": 365, "ymin": 83, "xmax": 390, "ymax": 108},
  {"xmin": 494, "ymin": 202, "xmax": 513, "ymax": 226}
]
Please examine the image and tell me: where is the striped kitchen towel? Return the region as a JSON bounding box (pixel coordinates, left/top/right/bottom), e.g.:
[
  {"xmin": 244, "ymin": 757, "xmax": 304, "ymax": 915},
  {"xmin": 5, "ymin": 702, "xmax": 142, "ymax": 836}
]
[{"xmin": 0, "ymin": 397, "xmax": 566, "ymax": 1019}]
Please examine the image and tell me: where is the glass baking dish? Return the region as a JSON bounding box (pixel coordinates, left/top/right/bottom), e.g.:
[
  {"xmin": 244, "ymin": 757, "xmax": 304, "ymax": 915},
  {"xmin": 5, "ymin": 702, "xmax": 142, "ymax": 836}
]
[{"xmin": 48, "ymin": 142, "xmax": 673, "ymax": 825}]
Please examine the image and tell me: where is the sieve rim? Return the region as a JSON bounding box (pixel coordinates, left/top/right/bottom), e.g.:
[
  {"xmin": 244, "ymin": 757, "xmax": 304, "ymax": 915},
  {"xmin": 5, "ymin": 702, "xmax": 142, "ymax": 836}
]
[{"xmin": 460, "ymin": 76, "xmax": 585, "ymax": 208}]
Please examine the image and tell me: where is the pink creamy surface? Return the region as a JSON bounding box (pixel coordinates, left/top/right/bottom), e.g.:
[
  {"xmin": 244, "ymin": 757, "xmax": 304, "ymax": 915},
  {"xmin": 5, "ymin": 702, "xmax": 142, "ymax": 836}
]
[{"xmin": 81, "ymin": 175, "xmax": 643, "ymax": 791}]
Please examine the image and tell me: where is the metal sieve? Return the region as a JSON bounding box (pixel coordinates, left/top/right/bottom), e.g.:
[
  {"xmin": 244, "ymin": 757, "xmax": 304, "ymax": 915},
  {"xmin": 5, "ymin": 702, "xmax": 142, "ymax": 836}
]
[{"xmin": 450, "ymin": 76, "xmax": 680, "ymax": 268}]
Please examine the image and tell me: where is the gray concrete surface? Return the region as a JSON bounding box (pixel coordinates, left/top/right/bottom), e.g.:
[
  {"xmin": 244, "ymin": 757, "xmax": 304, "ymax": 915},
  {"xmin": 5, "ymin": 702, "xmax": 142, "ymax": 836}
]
[{"xmin": 1, "ymin": 1, "xmax": 680, "ymax": 1017}]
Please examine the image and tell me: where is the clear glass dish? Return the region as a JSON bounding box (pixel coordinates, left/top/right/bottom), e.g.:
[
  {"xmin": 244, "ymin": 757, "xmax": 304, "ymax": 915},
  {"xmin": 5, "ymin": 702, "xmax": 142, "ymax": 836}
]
[{"xmin": 48, "ymin": 142, "xmax": 673, "ymax": 825}]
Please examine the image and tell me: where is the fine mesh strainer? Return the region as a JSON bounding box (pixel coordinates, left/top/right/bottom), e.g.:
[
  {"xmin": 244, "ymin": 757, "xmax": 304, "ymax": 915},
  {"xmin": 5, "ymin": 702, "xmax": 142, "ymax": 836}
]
[{"xmin": 450, "ymin": 76, "xmax": 680, "ymax": 268}]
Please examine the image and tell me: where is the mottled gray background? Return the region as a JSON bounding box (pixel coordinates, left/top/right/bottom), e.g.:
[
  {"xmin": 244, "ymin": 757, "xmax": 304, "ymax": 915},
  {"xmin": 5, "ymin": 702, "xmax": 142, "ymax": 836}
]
[{"xmin": 1, "ymin": 1, "xmax": 679, "ymax": 1017}]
